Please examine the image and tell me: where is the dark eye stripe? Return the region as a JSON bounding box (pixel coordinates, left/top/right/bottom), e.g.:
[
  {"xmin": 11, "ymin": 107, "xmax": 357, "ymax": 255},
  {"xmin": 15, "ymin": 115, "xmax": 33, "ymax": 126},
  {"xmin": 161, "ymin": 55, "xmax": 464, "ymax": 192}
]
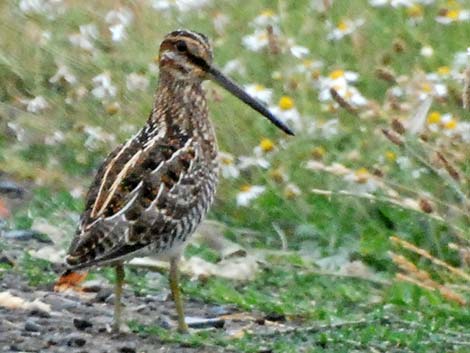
[{"xmin": 186, "ymin": 52, "xmax": 209, "ymax": 70}]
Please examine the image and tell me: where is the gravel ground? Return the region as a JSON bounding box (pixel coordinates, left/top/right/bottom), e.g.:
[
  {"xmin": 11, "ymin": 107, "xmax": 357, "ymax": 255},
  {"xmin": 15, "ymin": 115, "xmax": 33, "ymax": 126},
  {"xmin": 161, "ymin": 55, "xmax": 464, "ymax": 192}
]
[{"xmin": 0, "ymin": 270, "xmax": 239, "ymax": 353}]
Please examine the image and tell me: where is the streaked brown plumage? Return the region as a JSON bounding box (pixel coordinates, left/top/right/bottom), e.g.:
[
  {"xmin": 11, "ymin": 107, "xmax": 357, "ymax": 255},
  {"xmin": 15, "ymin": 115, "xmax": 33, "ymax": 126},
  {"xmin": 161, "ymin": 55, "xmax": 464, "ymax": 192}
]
[{"xmin": 64, "ymin": 29, "xmax": 293, "ymax": 333}]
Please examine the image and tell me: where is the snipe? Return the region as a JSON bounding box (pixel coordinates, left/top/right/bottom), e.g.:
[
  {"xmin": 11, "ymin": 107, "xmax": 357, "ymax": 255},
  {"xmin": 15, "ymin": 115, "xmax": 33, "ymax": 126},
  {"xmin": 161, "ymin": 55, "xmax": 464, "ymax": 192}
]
[{"xmin": 64, "ymin": 29, "xmax": 293, "ymax": 333}]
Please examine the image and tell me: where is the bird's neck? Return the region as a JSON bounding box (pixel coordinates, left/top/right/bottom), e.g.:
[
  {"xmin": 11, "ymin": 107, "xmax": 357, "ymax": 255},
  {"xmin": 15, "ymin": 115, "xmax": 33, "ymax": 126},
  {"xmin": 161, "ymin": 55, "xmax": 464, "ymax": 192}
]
[{"xmin": 148, "ymin": 72, "xmax": 218, "ymax": 156}]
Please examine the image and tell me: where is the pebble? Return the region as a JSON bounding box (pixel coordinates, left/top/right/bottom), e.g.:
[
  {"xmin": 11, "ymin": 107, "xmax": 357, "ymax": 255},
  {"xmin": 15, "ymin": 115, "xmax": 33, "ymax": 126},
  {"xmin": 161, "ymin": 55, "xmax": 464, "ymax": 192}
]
[
  {"xmin": 0, "ymin": 180, "xmax": 24, "ymax": 198},
  {"xmin": 95, "ymin": 287, "xmax": 113, "ymax": 302},
  {"xmin": 0, "ymin": 253, "xmax": 15, "ymax": 266},
  {"xmin": 64, "ymin": 334, "xmax": 86, "ymax": 347},
  {"xmin": 2, "ymin": 229, "xmax": 52, "ymax": 243},
  {"xmin": 24, "ymin": 319, "xmax": 41, "ymax": 332},
  {"xmin": 207, "ymin": 305, "xmax": 235, "ymax": 317},
  {"xmin": 73, "ymin": 318, "xmax": 93, "ymax": 330},
  {"xmin": 119, "ymin": 344, "xmax": 137, "ymax": 353},
  {"xmin": 81, "ymin": 279, "xmax": 104, "ymax": 293},
  {"xmin": 264, "ymin": 312, "xmax": 286, "ymax": 322},
  {"xmin": 156, "ymin": 315, "xmax": 173, "ymax": 329},
  {"xmin": 105, "ymin": 293, "xmax": 116, "ymax": 305},
  {"xmin": 46, "ymin": 294, "xmax": 80, "ymax": 311}
]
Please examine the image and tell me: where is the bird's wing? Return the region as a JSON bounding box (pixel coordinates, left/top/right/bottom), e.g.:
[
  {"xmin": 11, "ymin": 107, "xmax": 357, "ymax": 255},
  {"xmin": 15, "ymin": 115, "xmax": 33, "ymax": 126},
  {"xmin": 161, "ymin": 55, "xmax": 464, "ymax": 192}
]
[{"xmin": 66, "ymin": 125, "xmax": 199, "ymax": 268}]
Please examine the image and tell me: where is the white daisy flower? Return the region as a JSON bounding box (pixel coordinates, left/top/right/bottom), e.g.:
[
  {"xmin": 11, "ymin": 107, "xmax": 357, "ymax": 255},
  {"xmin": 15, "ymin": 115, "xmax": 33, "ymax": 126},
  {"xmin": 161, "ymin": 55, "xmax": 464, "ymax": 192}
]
[
  {"xmin": 69, "ymin": 23, "xmax": 99, "ymax": 52},
  {"xmin": 105, "ymin": 7, "xmax": 133, "ymax": 42},
  {"xmin": 251, "ymin": 9, "xmax": 279, "ymax": 28},
  {"xmin": 343, "ymin": 168, "xmax": 379, "ymax": 193},
  {"xmin": 126, "ymin": 73, "xmax": 149, "ymax": 92},
  {"xmin": 420, "ymin": 45, "xmax": 434, "ymax": 58},
  {"xmin": 91, "ymin": 72, "xmax": 117, "ymax": 100},
  {"xmin": 49, "ymin": 63, "xmax": 77, "ymax": 85},
  {"xmin": 244, "ymin": 84, "xmax": 273, "ymax": 104},
  {"xmin": 290, "ymin": 45, "xmax": 310, "ymax": 59},
  {"xmin": 218, "ymin": 152, "xmax": 240, "ymax": 179},
  {"xmin": 238, "ymin": 138, "xmax": 276, "ymax": 170},
  {"xmin": 151, "ymin": 0, "xmax": 211, "ymax": 12},
  {"xmin": 318, "ymin": 69, "xmax": 368, "ymax": 107},
  {"xmin": 21, "ymin": 96, "xmax": 49, "ymax": 113},
  {"xmin": 242, "ymin": 29, "xmax": 269, "ymax": 52},
  {"xmin": 236, "ymin": 185, "xmax": 266, "ymax": 207},
  {"xmin": 238, "ymin": 153, "xmax": 270, "ymax": 170},
  {"xmin": 327, "ymin": 18, "xmax": 364, "ymax": 41},
  {"xmin": 436, "ymin": 9, "xmax": 470, "ymax": 25},
  {"xmin": 268, "ymin": 96, "xmax": 302, "ymax": 131},
  {"xmin": 19, "ymin": 0, "xmax": 64, "ymax": 17}
]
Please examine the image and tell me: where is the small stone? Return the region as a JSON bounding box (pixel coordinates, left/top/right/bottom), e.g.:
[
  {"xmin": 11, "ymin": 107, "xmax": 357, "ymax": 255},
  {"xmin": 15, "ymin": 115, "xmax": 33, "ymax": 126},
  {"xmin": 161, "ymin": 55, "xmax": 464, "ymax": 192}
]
[
  {"xmin": 47, "ymin": 294, "xmax": 80, "ymax": 311},
  {"xmin": 0, "ymin": 180, "xmax": 24, "ymax": 198},
  {"xmin": 28, "ymin": 299, "xmax": 52, "ymax": 318},
  {"xmin": 207, "ymin": 305, "xmax": 235, "ymax": 317},
  {"xmin": 24, "ymin": 319, "xmax": 41, "ymax": 332},
  {"xmin": 82, "ymin": 279, "xmax": 104, "ymax": 293},
  {"xmin": 73, "ymin": 318, "xmax": 93, "ymax": 330},
  {"xmin": 2, "ymin": 230, "xmax": 34, "ymax": 241},
  {"xmin": 95, "ymin": 287, "xmax": 113, "ymax": 302},
  {"xmin": 2, "ymin": 229, "xmax": 52, "ymax": 243},
  {"xmin": 119, "ymin": 344, "xmax": 136, "ymax": 353},
  {"xmin": 264, "ymin": 313, "xmax": 285, "ymax": 322},
  {"xmin": 156, "ymin": 315, "xmax": 173, "ymax": 329},
  {"xmin": 65, "ymin": 334, "xmax": 86, "ymax": 347},
  {"xmin": 105, "ymin": 293, "xmax": 115, "ymax": 304},
  {"xmin": 0, "ymin": 253, "xmax": 15, "ymax": 266}
]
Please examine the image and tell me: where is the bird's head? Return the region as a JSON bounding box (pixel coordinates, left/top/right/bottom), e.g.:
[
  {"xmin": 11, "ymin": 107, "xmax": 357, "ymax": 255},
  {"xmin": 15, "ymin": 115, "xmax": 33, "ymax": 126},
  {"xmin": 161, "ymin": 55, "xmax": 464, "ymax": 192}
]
[
  {"xmin": 158, "ymin": 29, "xmax": 294, "ymax": 136},
  {"xmin": 159, "ymin": 30, "xmax": 213, "ymax": 81}
]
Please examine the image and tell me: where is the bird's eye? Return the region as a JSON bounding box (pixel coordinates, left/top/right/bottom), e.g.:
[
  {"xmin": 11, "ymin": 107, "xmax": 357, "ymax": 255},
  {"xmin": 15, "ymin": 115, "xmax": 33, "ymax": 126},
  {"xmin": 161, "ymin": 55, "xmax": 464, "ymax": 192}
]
[{"xmin": 175, "ymin": 40, "xmax": 188, "ymax": 52}]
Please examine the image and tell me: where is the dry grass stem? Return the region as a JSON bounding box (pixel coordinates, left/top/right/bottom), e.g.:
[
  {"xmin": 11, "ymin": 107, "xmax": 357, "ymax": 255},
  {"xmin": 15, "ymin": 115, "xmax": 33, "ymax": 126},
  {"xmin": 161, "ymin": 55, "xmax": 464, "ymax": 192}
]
[
  {"xmin": 391, "ymin": 236, "xmax": 470, "ymax": 282},
  {"xmin": 382, "ymin": 128, "xmax": 403, "ymax": 146},
  {"xmin": 463, "ymin": 48, "xmax": 470, "ymax": 110},
  {"xmin": 330, "ymin": 87, "xmax": 358, "ymax": 114},
  {"xmin": 375, "ymin": 67, "xmax": 397, "ymax": 84},
  {"xmin": 436, "ymin": 151, "xmax": 461, "ymax": 182}
]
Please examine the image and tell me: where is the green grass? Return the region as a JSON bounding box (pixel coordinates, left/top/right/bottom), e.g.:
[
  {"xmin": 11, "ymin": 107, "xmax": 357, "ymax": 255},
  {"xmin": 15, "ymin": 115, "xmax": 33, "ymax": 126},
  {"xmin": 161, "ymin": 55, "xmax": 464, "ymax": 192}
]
[{"xmin": 1, "ymin": 0, "xmax": 469, "ymax": 351}]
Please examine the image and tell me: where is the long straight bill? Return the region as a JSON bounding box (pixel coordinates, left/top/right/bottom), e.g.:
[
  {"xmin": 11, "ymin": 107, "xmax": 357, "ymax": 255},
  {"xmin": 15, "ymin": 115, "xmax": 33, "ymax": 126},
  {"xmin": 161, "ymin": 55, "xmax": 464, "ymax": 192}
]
[{"xmin": 208, "ymin": 66, "xmax": 295, "ymax": 136}]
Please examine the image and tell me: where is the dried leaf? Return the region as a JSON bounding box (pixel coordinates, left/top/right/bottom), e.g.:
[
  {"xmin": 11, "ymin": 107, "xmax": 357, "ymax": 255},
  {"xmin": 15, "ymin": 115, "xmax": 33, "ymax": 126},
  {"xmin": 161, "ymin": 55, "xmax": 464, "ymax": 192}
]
[{"xmin": 54, "ymin": 271, "xmax": 88, "ymax": 292}]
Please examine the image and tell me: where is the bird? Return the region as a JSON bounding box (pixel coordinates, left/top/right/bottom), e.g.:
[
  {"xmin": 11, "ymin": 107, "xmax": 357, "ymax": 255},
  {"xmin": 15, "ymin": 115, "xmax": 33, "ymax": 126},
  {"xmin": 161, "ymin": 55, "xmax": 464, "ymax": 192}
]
[{"xmin": 64, "ymin": 29, "xmax": 294, "ymax": 334}]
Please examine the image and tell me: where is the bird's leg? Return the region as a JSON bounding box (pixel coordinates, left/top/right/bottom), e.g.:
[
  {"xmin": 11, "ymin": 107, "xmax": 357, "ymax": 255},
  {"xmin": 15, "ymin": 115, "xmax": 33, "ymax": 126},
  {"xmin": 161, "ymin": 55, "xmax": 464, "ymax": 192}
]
[
  {"xmin": 112, "ymin": 263, "xmax": 125, "ymax": 333},
  {"xmin": 169, "ymin": 257, "xmax": 188, "ymax": 333}
]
